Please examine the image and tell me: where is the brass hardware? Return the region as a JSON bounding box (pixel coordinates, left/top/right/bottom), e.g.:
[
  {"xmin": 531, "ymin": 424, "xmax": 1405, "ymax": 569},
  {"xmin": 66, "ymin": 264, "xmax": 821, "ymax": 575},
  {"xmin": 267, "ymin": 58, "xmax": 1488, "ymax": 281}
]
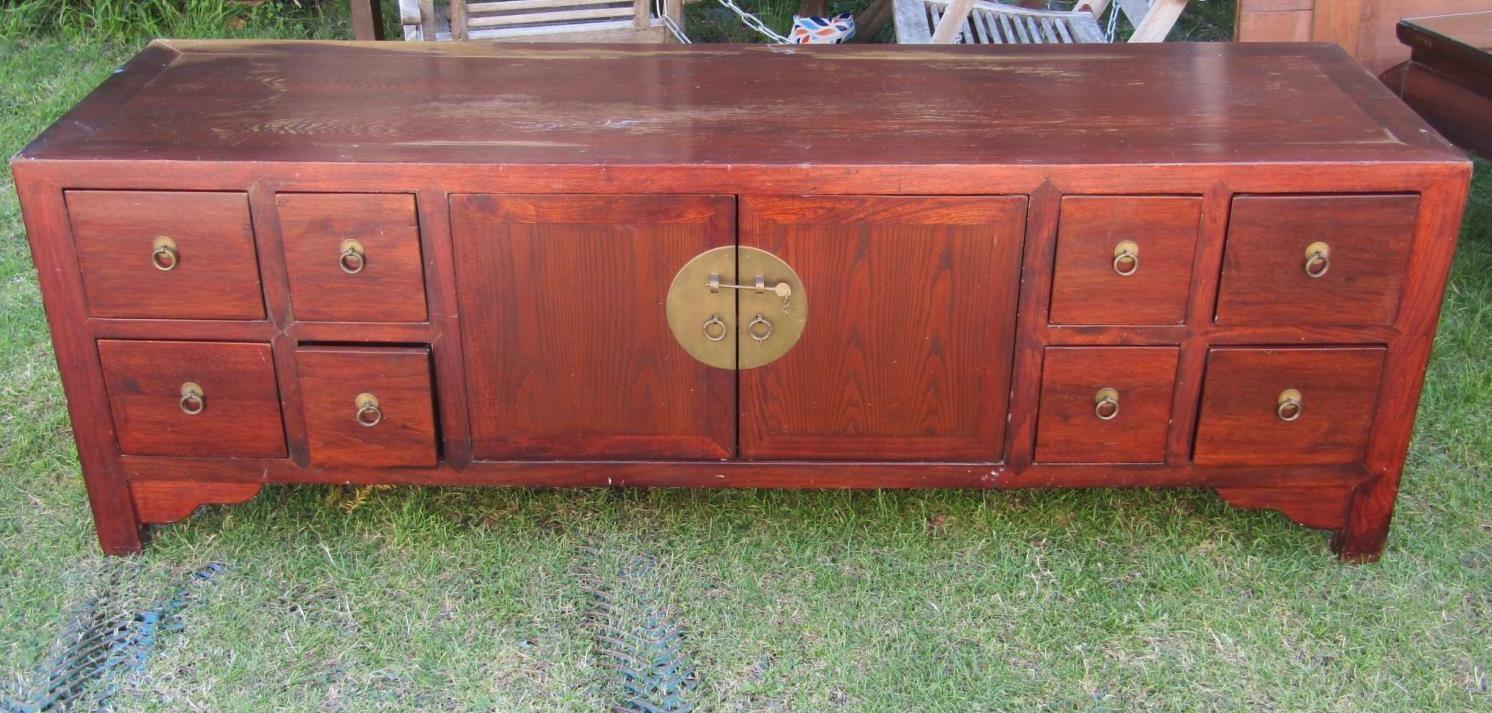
[
  {"xmin": 1112, "ymin": 240, "xmax": 1139, "ymax": 276},
  {"xmin": 152, "ymin": 237, "xmax": 179, "ymax": 271},
  {"xmin": 701, "ymin": 314, "xmax": 728, "ymax": 342},
  {"xmin": 339, "ymin": 239, "xmax": 366, "ymax": 274},
  {"xmin": 666, "ymin": 246, "xmax": 808, "ymax": 370},
  {"xmin": 1304, "ymin": 241, "xmax": 1330, "ymax": 278},
  {"xmin": 1277, "ymin": 388, "xmax": 1303, "ymax": 422},
  {"xmin": 355, "ymin": 392, "xmax": 383, "ymax": 427},
  {"xmin": 178, "ymin": 382, "xmax": 204, "ymax": 415},
  {"xmin": 747, "ymin": 313, "xmax": 773, "ymax": 343},
  {"xmin": 1094, "ymin": 387, "xmax": 1120, "ymax": 421}
]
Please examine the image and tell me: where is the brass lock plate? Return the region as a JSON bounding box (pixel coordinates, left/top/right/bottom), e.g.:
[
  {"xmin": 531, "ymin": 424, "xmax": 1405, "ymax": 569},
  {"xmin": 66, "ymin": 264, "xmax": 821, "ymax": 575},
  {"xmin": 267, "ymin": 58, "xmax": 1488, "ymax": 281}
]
[{"xmin": 666, "ymin": 246, "xmax": 808, "ymax": 370}]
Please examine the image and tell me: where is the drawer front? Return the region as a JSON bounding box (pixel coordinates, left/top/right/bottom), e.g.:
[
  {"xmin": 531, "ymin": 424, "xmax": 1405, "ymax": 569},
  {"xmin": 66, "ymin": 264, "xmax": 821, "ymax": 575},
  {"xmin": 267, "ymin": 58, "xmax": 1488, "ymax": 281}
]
[
  {"xmin": 1035, "ymin": 347, "xmax": 1179, "ymax": 463},
  {"xmin": 99, "ymin": 340, "xmax": 285, "ymax": 457},
  {"xmin": 296, "ymin": 346, "xmax": 437, "ymax": 467},
  {"xmin": 68, "ymin": 191, "xmax": 264, "ymax": 320},
  {"xmin": 1049, "ymin": 196, "xmax": 1201, "ymax": 326},
  {"xmin": 1215, "ymin": 195, "xmax": 1418, "ymax": 327},
  {"xmin": 1193, "ymin": 347, "xmax": 1386, "ymax": 465},
  {"xmin": 278, "ymin": 194, "xmax": 428, "ymax": 322}
]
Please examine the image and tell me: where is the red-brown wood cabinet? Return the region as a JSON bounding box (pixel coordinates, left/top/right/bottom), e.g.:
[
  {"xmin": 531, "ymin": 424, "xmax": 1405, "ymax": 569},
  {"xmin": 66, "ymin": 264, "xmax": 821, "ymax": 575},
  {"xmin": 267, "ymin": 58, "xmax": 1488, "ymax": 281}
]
[{"xmin": 13, "ymin": 40, "xmax": 1471, "ymax": 561}]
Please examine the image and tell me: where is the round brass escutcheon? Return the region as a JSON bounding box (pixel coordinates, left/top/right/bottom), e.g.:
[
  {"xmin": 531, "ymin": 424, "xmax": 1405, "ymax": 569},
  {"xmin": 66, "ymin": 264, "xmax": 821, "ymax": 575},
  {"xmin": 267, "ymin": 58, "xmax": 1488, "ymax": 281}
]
[
  {"xmin": 1094, "ymin": 387, "xmax": 1120, "ymax": 421},
  {"xmin": 339, "ymin": 239, "xmax": 367, "ymax": 274},
  {"xmin": 179, "ymin": 382, "xmax": 205, "ymax": 415},
  {"xmin": 1112, "ymin": 240, "xmax": 1139, "ymax": 276},
  {"xmin": 701, "ymin": 314, "xmax": 728, "ymax": 342},
  {"xmin": 665, "ymin": 246, "xmax": 807, "ymax": 370},
  {"xmin": 1277, "ymin": 388, "xmax": 1303, "ymax": 422},
  {"xmin": 1303, "ymin": 241, "xmax": 1330, "ymax": 279},
  {"xmin": 355, "ymin": 392, "xmax": 383, "ymax": 427},
  {"xmin": 152, "ymin": 236, "xmax": 179, "ymax": 271}
]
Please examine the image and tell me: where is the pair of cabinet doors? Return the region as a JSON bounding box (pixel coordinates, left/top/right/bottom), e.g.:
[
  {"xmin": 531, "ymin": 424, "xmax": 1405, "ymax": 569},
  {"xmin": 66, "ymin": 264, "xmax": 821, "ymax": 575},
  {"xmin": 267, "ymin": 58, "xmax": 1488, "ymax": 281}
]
[{"xmin": 451, "ymin": 194, "xmax": 1027, "ymax": 462}]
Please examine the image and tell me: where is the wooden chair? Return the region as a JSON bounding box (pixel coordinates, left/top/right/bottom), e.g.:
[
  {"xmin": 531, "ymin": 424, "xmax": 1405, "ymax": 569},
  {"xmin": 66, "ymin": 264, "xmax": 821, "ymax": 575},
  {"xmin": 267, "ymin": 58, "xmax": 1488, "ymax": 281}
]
[
  {"xmin": 397, "ymin": 0, "xmax": 683, "ymax": 42},
  {"xmin": 890, "ymin": 0, "xmax": 1187, "ymax": 44}
]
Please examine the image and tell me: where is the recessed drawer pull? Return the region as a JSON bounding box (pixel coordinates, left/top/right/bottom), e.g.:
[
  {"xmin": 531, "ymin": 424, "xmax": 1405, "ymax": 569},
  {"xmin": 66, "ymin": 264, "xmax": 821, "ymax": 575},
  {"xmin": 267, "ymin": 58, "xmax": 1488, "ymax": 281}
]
[
  {"xmin": 355, "ymin": 392, "xmax": 383, "ymax": 427},
  {"xmin": 1094, "ymin": 387, "xmax": 1120, "ymax": 420},
  {"xmin": 1277, "ymin": 388, "xmax": 1303, "ymax": 421},
  {"xmin": 1303, "ymin": 241, "xmax": 1330, "ymax": 278},
  {"xmin": 178, "ymin": 382, "xmax": 205, "ymax": 415},
  {"xmin": 1112, "ymin": 240, "xmax": 1139, "ymax": 276},
  {"xmin": 339, "ymin": 239, "xmax": 366, "ymax": 274},
  {"xmin": 151, "ymin": 237, "xmax": 179, "ymax": 271}
]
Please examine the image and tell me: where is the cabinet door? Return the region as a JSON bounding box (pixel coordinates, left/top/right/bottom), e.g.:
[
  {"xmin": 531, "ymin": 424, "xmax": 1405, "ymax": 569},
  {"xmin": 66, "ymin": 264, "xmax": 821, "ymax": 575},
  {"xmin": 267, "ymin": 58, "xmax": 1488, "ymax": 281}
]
[
  {"xmin": 739, "ymin": 196, "xmax": 1026, "ymax": 461},
  {"xmin": 451, "ymin": 194, "xmax": 736, "ymax": 460}
]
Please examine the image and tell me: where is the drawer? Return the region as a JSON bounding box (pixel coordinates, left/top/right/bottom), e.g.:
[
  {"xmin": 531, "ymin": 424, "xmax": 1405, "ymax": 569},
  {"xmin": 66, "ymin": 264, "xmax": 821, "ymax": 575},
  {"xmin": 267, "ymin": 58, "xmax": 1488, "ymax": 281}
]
[
  {"xmin": 67, "ymin": 191, "xmax": 264, "ymax": 320},
  {"xmin": 1215, "ymin": 195, "xmax": 1418, "ymax": 327},
  {"xmin": 278, "ymin": 194, "xmax": 428, "ymax": 322},
  {"xmin": 1193, "ymin": 347, "xmax": 1386, "ymax": 465},
  {"xmin": 1035, "ymin": 346, "xmax": 1179, "ymax": 463},
  {"xmin": 296, "ymin": 346, "xmax": 438, "ymax": 467},
  {"xmin": 98, "ymin": 340, "xmax": 285, "ymax": 457},
  {"xmin": 1049, "ymin": 196, "xmax": 1201, "ymax": 325}
]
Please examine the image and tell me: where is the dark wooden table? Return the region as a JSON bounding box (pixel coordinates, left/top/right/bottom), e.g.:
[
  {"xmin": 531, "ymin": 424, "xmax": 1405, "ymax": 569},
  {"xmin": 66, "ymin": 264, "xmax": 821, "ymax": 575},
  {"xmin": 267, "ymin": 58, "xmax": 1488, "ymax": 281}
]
[{"xmin": 1383, "ymin": 11, "xmax": 1492, "ymax": 159}]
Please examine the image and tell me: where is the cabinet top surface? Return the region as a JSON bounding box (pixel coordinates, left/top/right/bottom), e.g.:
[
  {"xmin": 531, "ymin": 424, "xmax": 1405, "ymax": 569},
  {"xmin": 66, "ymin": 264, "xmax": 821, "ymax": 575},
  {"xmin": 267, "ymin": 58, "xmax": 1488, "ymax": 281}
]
[{"xmin": 17, "ymin": 39, "xmax": 1463, "ymax": 167}]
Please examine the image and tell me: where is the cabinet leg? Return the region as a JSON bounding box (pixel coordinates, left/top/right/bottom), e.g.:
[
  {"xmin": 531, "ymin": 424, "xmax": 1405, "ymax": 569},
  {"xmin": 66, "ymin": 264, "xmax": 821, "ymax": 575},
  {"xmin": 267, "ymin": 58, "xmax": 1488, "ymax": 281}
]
[
  {"xmin": 89, "ymin": 492, "xmax": 145, "ymax": 555},
  {"xmin": 1331, "ymin": 475, "xmax": 1398, "ymax": 563}
]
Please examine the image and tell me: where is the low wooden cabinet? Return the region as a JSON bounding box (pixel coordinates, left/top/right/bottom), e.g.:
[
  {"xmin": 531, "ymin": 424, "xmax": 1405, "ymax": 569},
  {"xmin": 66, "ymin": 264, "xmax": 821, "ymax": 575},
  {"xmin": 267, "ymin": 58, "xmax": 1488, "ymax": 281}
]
[{"xmin": 13, "ymin": 41, "xmax": 1470, "ymax": 560}]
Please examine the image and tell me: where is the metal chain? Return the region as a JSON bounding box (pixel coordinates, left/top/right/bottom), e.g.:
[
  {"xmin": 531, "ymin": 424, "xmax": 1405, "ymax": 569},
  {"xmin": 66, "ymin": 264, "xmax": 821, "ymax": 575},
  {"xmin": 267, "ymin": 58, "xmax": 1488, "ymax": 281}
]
[{"xmin": 711, "ymin": 0, "xmax": 792, "ymax": 44}]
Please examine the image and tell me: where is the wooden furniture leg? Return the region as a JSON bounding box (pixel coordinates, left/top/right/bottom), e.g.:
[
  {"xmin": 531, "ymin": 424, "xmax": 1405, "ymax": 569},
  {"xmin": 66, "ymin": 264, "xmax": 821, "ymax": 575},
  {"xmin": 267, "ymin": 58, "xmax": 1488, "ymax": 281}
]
[{"xmin": 351, "ymin": 0, "xmax": 386, "ymax": 40}]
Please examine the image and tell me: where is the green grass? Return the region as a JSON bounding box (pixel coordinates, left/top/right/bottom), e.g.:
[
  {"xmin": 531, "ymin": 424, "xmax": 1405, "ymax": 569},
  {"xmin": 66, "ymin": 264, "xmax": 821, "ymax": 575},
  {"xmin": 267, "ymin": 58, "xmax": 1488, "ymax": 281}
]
[{"xmin": 1, "ymin": 3, "xmax": 1489, "ymax": 710}]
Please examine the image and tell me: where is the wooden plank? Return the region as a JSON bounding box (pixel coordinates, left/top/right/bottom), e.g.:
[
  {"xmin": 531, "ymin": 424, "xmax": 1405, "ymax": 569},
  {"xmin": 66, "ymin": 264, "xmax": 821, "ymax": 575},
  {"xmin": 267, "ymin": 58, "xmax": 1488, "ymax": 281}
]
[
  {"xmin": 930, "ymin": 0, "xmax": 974, "ymax": 42},
  {"xmin": 469, "ymin": 0, "xmax": 623, "ymax": 11},
  {"xmin": 350, "ymin": 0, "xmax": 385, "ymax": 40},
  {"xmin": 466, "ymin": 6, "xmax": 634, "ymax": 27},
  {"xmin": 1236, "ymin": 8, "xmax": 1313, "ymax": 42},
  {"xmin": 1129, "ymin": 0, "xmax": 1187, "ymax": 42},
  {"xmin": 893, "ymin": 0, "xmax": 934, "ymax": 43},
  {"xmin": 1312, "ymin": 0, "xmax": 1365, "ymax": 56},
  {"xmin": 450, "ymin": 0, "xmax": 468, "ymax": 39}
]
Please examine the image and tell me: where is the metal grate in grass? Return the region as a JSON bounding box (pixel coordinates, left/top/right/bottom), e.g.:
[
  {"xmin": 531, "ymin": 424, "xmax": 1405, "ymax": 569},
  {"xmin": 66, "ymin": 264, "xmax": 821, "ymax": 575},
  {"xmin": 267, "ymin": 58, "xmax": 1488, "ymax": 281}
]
[
  {"xmin": 582, "ymin": 551, "xmax": 699, "ymax": 713},
  {"xmin": 4, "ymin": 563, "xmax": 224, "ymax": 713}
]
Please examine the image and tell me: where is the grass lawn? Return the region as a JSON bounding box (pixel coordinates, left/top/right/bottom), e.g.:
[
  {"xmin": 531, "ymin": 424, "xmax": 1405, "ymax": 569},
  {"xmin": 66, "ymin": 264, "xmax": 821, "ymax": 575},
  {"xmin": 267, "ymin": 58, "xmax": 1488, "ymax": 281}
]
[{"xmin": 2, "ymin": 2, "xmax": 1489, "ymax": 710}]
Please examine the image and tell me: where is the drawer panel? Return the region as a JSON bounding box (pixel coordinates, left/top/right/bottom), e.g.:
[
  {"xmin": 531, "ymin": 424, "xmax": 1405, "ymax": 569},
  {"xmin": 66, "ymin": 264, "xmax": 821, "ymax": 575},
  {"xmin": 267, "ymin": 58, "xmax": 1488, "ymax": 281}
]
[
  {"xmin": 296, "ymin": 346, "xmax": 437, "ymax": 467},
  {"xmin": 99, "ymin": 340, "xmax": 284, "ymax": 457},
  {"xmin": 1035, "ymin": 346, "xmax": 1179, "ymax": 463},
  {"xmin": 278, "ymin": 194, "xmax": 428, "ymax": 322},
  {"xmin": 1049, "ymin": 196, "xmax": 1200, "ymax": 326},
  {"xmin": 68, "ymin": 191, "xmax": 264, "ymax": 320},
  {"xmin": 1215, "ymin": 195, "xmax": 1418, "ymax": 327},
  {"xmin": 1193, "ymin": 347, "xmax": 1386, "ymax": 465}
]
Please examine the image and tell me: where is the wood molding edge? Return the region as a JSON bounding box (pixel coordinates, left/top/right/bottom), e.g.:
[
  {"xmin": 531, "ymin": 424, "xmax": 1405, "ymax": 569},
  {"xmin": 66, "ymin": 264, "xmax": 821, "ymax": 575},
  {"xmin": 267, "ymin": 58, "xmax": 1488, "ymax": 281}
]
[{"xmin": 131, "ymin": 480, "xmax": 265, "ymax": 524}]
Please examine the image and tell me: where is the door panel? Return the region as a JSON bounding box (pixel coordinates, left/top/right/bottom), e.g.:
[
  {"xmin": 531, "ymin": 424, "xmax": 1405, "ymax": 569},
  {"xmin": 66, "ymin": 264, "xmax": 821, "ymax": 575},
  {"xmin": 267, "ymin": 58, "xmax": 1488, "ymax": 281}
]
[
  {"xmin": 451, "ymin": 194, "xmax": 736, "ymax": 460},
  {"xmin": 739, "ymin": 196, "xmax": 1027, "ymax": 461}
]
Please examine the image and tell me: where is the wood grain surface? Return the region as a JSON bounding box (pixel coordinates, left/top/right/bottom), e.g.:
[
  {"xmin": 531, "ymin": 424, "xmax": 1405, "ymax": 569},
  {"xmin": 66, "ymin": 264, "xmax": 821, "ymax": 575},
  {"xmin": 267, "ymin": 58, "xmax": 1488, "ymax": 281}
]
[
  {"xmin": 740, "ymin": 196, "xmax": 1026, "ymax": 461},
  {"xmin": 1049, "ymin": 196, "xmax": 1201, "ymax": 326},
  {"xmin": 67, "ymin": 190, "xmax": 264, "ymax": 320},
  {"xmin": 451, "ymin": 194, "xmax": 736, "ymax": 460},
  {"xmin": 97, "ymin": 340, "xmax": 285, "ymax": 458},
  {"xmin": 1193, "ymin": 347, "xmax": 1386, "ymax": 465},
  {"xmin": 277, "ymin": 193, "xmax": 428, "ymax": 322},
  {"xmin": 1215, "ymin": 195, "xmax": 1419, "ymax": 327},
  {"xmin": 296, "ymin": 346, "xmax": 438, "ymax": 467},
  {"xmin": 1034, "ymin": 347, "xmax": 1180, "ymax": 464}
]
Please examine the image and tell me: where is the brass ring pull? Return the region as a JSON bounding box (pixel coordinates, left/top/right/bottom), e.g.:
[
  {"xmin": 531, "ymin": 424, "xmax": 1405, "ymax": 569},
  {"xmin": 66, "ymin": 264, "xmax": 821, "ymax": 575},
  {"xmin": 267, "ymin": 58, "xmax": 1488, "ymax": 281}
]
[
  {"xmin": 1094, "ymin": 387, "xmax": 1120, "ymax": 421},
  {"xmin": 355, "ymin": 392, "xmax": 382, "ymax": 427},
  {"xmin": 152, "ymin": 237, "xmax": 179, "ymax": 271},
  {"xmin": 1112, "ymin": 241, "xmax": 1139, "ymax": 277},
  {"xmin": 178, "ymin": 382, "xmax": 204, "ymax": 415},
  {"xmin": 1304, "ymin": 241, "xmax": 1330, "ymax": 278},
  {"xmin": 701, "ymin": 314, "xmax": 728, "ymax": 342},
  {"xmin": 1277, "ymin": 389, "xmax": 1303, "ymax": 422},
  {"xmin": 339, "ymin": 239, "xmax": 366, "ymax": 274},
  {"xmin": 747, "ymin": 313, "xmax": 773, "ymax": 343}
]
